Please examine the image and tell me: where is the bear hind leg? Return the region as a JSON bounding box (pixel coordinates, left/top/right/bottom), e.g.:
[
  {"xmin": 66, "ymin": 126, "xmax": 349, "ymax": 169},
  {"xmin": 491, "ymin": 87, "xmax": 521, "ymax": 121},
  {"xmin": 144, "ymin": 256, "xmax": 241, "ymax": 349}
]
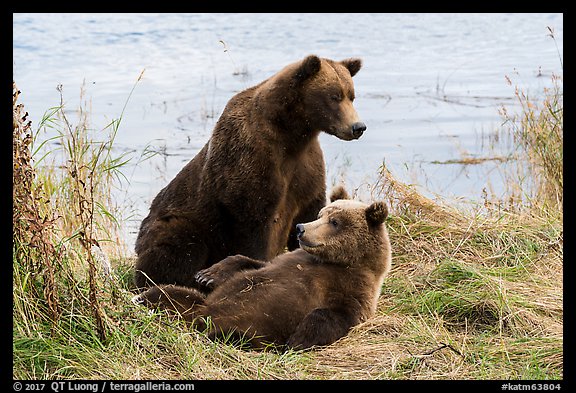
[
  {"xmin": 286, "ymin": 308, "xmax": 358, "ymax": 350},
  {"xmin": 133, "ymin": 284, "xmax": 207, "ymax": 326}
]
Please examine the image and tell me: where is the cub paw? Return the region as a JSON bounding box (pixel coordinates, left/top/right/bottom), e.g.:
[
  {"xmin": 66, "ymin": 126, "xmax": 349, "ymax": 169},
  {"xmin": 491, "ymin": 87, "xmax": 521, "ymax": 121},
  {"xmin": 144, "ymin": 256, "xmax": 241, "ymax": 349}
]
[{"xmin": 195, "ymin": 263, "xmax": 234, "ymax": 290}]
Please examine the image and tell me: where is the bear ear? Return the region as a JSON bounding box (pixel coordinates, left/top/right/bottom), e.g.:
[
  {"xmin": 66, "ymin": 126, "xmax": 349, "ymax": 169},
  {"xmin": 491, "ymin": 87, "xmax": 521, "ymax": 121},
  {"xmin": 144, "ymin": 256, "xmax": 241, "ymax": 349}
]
[
  {"xmin": 340, "ymin": 58, "xmax": 362, "ymax": 77},
  {"xmin": 329, "ymin": 185, "xmax": 350, "ymax": 202},
  {"xmin": 293, "ymin": 55, "xmax": 322, "ymax": 84},
  {"xmin": 365, "ymin": 202, "xmax": 388, "ymax": 227}
]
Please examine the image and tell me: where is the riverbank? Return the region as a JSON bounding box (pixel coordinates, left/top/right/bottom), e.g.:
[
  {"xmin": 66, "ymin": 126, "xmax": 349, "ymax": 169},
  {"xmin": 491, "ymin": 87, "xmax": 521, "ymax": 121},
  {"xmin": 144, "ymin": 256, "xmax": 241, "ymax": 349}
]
[{"xmin": 12, "ymin": 71, "xmax": 562, "ymax": 379}]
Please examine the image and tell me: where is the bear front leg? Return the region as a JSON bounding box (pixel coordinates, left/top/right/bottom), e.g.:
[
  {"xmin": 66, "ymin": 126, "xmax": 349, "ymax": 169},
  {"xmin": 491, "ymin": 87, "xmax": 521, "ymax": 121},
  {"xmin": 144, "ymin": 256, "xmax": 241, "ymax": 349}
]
[
  {"xmin": 195, "ymin": 254, "xmax": 267, "ymax": 291},
  {"xmin": 134, "ymin": 214, "xmax": 209, "ymax": 290},
  {"xmin": 286, "ymin": 307, "xmax": 359, "ymax": 350},
  {"xmin": 132, "ymin": 284, "xmax": 207, "ymax": 326}
]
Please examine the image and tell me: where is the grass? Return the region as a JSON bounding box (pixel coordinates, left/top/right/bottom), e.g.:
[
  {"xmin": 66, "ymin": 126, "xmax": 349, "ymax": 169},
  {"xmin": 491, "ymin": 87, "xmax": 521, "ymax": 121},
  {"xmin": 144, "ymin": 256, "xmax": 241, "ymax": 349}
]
[{"xmin": 12, "ymin": 66, "xmax": 562, "ymax": 380}]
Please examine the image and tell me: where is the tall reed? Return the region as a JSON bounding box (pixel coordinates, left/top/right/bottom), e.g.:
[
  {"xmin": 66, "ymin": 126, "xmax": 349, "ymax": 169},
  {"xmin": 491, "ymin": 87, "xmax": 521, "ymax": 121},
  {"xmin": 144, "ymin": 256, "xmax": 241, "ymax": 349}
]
[
  {"xmin": 13, "ymin": 72, "xmax": 143, "ymax": 347},
  {"xmin": 500, "ymin": 73, "xmax": 563, "ymax": 215},
  {"xmin": 13, "ymin": 82, "xmax": 62, "ymax": 335}
]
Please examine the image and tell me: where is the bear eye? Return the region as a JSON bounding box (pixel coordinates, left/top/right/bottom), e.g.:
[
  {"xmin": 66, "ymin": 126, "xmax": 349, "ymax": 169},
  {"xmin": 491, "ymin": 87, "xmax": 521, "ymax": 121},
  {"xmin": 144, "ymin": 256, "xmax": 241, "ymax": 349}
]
[
  {"xmin": 329, "ymin": 218, "xmax": 339, "ymax": 227},
  {"xmin": 331, "ymin": 93, "xmax": 342, "ymax": 102}
]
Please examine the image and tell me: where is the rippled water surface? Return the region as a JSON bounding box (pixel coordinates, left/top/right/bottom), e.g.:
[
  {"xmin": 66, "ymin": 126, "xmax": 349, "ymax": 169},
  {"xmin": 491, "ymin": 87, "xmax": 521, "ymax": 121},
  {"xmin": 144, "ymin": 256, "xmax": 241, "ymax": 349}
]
[{"xmin": 13, "ymin": 13, "xmax": 563, "ymax": 249}]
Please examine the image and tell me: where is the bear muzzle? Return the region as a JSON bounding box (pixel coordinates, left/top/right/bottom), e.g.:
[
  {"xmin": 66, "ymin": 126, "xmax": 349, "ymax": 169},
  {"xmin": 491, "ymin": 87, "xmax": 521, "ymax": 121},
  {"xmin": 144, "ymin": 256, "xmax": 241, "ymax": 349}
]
[
  {"xmin": 331, "ymin": 122, "xmax": 367, "ymax": 141},
  {"xmin": 351, "ymin": 122, "xmax": 367, "ymax": 139},
  {"xmin": 296, "ymin": 223, "xmax": 305, "ymax": 239},
  {"xmin": 296, "ymin": 222, "xmax": 323, "ymax": 249}
]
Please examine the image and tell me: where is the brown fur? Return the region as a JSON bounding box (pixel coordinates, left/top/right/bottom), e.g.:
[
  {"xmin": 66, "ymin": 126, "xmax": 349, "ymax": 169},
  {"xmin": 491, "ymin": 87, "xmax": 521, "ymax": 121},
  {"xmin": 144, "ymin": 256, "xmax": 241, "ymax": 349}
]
[
  {"xmin": 134, "ymin": 190, "xmax": 391, "ymax": 350},
  {"xmin": 134, "ymin": 55, "xmax": 365, "ymax": 290}
]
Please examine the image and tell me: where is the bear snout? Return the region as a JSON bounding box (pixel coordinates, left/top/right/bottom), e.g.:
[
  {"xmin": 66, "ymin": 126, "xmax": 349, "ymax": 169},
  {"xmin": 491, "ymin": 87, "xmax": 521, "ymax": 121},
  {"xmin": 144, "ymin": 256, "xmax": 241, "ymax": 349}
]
[
  {"xmin": 351, "ymin": 122, "xmax": 366, "ymax": 139},
  {"xmin": 295, "ymin": 223, "xmax": 305, "ymax": 238}
]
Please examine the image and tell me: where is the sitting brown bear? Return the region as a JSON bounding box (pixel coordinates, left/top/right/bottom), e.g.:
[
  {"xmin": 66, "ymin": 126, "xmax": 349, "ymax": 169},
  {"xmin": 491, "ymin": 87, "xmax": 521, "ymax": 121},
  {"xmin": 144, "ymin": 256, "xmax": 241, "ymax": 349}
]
[
  {"xmin": 133, "ymin": 188, "xmax": 392, "ymax": 350},
  {"xmin": 134, "ymin": 55, "xmax": 366, "ymax": 290}
]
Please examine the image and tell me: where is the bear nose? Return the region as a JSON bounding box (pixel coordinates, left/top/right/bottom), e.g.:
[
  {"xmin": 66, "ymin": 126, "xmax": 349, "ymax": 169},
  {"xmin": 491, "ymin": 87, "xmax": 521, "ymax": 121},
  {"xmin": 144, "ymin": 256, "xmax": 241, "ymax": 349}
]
[
  {"xmin": 351, "ymin": 122, "xmax": 366, "ymax": 138},
  {"xmin": 296, "ymin": 224, "xmax": 305, "ymax": 238}
]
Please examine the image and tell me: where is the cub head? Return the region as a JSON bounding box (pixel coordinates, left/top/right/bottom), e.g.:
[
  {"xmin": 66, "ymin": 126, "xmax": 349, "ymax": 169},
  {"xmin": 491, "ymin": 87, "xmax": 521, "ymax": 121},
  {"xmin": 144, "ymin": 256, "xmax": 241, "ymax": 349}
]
[
  {"xmin": 267, "ymin": 55, "xmax": 366, "ymax": 141},
  {"xmin": 295, "ymin": 187, "xmax": 390, "ymax": 267}
]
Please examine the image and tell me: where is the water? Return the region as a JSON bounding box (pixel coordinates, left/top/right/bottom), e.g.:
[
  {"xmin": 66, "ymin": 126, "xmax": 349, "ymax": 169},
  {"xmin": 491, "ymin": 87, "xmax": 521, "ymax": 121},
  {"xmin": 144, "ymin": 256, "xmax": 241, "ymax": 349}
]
[{"xmin": 13, "ymin": 13, "xmax": 563, "ymax": 251}]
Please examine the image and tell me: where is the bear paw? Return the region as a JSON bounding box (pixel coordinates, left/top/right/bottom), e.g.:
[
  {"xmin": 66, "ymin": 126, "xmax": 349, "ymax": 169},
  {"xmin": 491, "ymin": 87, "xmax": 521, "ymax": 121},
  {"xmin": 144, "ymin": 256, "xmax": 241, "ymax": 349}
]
[
  {"xmin": 195, "ymin": 264, "xmax": 232, "ymax": 290},
  {"xmin": 131, "ymin": 293, "xmax": 145, "ymax": 305},
  {"xmin": 195, "ymin": 254, "xmax": 266, "ymax": 290},
  {"xmin": 195, "ymin": 263, "xmax": 237, "ymax": 290}
]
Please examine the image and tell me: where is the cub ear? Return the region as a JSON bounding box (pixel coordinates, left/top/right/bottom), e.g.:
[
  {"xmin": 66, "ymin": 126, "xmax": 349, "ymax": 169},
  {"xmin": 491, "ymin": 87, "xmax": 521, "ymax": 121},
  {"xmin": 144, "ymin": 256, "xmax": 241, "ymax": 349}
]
[
  {"xmin": 329, "ymin": 185, "xmax": 350, "ymax": 202},
  {"xmin": 365, "ymin": 202, "xmax": 388, "ymax": 227},
  {"xmin": 340, "ymin": 58, "xmax": 362, "ymax": 77},
  {"xmin": 293, "ymin": 55, "xmax": 322, "ymax": 84}
]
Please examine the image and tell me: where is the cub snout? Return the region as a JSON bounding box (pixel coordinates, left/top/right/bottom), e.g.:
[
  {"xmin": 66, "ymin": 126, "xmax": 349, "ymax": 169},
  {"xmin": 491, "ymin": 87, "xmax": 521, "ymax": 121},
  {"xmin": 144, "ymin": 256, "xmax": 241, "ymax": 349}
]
[{"xmin": 296, "ymin": 223, "xmax": 305, "ymax": 239}]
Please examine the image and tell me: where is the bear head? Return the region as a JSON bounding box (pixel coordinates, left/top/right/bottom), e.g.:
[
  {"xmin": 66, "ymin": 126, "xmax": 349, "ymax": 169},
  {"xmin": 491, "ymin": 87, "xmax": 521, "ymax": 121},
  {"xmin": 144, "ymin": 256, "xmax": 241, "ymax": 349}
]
[
  {"xmin": 261, "ymin": 55, "xmax": 366, "ymax": 141},
  {"xmin": 295, "ymin": 187, "xmax": 390, "ymax": 269}
]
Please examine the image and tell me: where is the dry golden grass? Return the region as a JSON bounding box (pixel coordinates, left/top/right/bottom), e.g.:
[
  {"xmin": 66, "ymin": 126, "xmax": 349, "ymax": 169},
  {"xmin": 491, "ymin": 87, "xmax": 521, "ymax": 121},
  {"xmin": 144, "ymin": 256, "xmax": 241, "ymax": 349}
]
[{"xmin": 300, "ymin": 165, "xmax": 562, "ymax": 380}]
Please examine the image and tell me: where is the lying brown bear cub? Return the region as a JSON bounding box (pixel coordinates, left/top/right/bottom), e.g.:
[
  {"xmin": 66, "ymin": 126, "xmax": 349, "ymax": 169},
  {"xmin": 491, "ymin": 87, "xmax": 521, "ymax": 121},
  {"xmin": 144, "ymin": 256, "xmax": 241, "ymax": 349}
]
[{"xmin": 133, "ymin": 188, "xmax": 392, "ymax": 350}]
